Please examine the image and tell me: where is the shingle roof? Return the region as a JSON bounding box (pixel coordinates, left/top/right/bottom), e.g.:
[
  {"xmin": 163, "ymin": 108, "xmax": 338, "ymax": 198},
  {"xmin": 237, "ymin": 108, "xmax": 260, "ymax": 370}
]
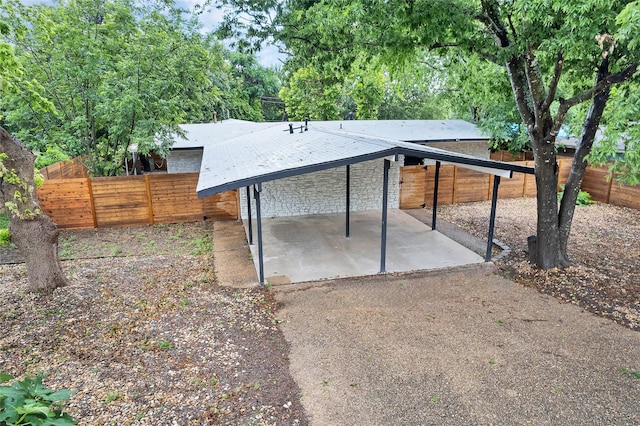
[
  {"xmin": 195, "ymin": 123, "xmax": 533, "ymax": 198},
  {"xmin": 313, "ymin": 119, "xmax": 489, "ymax": 141},
  {"xmin": 172, "ymin": 120, "xmax": 278, "ymax": 149}
]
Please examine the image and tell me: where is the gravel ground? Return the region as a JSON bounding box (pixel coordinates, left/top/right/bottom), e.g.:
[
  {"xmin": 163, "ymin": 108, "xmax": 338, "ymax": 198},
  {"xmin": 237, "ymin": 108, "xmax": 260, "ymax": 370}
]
[
  {"xmin": 0, "ymin": 223, "xmax": 306, "ymax": 425},
  {"xmin": 409, "ymin": 198, "xmax": 640, "ymax": 331}
]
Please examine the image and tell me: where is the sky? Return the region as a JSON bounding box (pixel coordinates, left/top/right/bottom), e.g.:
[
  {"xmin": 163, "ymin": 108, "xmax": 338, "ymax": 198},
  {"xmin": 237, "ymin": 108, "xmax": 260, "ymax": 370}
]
[{"xmin": 21, "ymin": 0, "xmax": 286, "ymax": 67}]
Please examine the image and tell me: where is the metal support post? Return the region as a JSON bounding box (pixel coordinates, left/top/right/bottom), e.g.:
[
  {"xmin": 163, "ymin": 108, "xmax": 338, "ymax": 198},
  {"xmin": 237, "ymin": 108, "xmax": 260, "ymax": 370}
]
[
  {"xmin": 432, "ymin": 161, "xmax": 441, "ymax": 230},
  {"xmin": 380, "ymin": 159, "xmax": 390, "ymax": 273},
  {"xmin": 345, "ymin": 165, "xmax": 351, "ymax": 238},
  {"xmin": 246, "ymin": 186, "xmax": 253, "ymax": 245},
  {"xmin": 486, "ymin": 175, "xmax": 501, "ymax": 262},
  {"xmin": 254, "ymin": 184, "xmax": 265, "ymax": 284}
]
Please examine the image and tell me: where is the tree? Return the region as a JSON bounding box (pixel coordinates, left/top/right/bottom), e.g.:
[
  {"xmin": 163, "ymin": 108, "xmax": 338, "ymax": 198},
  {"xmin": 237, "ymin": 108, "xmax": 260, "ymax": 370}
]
[
  {"xmin": 1, "ymin": 0, "xmax": 223, "ymax": 176},
  {"xmin": 0, "ymin": 19, "xmax": 68, "ymax": 292},
  {"xmin": 279, "ymin": 67, "xmax": 340, "ymax": 120},
  {"xmin": 214, "ymin": 0, "xmax": 640, "ymax": 269},
  {"xmin": 0, "ymin": 127, "xmax": 68, "ymax": 292}
]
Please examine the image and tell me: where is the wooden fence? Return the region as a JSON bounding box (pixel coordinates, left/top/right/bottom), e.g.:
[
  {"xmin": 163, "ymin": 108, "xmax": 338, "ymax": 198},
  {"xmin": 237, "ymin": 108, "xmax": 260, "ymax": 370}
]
[
  {"xmin": 37, "ymin": 173, "xmax": 238, "ymax": 229},
  {"xmin": 399, "ymin": 160, "xmax": 640, "ymax": 210},
  {"xmin": 39, "ymin": 157, "xmax": 89, "ymax": 180}
]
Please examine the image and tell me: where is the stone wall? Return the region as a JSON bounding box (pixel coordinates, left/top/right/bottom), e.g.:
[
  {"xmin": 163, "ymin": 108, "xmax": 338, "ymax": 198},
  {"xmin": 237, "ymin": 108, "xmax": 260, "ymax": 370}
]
[
  {"xmin": 239, "ymin": 158, "xmax": 400, "ymax": 219},
  {"xmin": 166, "ymin": 149, "xmax": 203, "ymax": 173}
]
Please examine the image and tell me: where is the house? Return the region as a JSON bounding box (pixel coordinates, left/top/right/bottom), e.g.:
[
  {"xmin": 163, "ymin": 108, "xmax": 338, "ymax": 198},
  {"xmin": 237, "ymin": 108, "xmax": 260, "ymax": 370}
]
[{"xmin": 168, "ymin": 118, "xmax": 532, "ymax": 284}]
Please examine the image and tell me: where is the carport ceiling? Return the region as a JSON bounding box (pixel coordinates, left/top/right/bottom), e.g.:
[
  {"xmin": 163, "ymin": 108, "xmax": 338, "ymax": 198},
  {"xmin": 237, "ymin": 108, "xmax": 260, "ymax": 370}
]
[{"xmin": 196, "ymin": 123, "xmax": 533, "ymax": 198}]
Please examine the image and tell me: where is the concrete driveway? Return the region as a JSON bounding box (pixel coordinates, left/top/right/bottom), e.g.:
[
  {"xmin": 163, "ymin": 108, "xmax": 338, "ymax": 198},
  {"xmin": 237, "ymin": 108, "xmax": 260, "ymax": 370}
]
[{"xmin": 272, "ymin": 264, "xmax": 640, "ymax": 425}]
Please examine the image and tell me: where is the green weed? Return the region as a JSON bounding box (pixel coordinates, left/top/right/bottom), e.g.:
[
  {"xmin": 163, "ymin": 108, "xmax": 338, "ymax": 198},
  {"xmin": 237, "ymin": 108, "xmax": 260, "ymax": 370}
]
[
  {"xmin": 0, "ymin": 374, "xmax": 77, "ymax": 425},
  {"xmin": 190, "ymin": 236, "xmax": 212, "ymax": 255}
]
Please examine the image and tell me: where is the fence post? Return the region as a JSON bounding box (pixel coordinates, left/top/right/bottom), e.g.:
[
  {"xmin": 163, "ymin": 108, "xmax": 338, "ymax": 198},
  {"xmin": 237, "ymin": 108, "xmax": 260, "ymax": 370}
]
[
  {"xmin": 145, "ymin": 174, "xmax": 154, "ymax": 225},
  {"xmin": 86, "ymin": 178, "xmax": 98, "ymax": 228}
]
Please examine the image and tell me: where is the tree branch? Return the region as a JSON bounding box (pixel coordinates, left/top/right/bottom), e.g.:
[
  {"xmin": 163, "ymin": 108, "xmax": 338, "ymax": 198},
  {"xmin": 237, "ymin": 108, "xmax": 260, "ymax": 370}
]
[
  {"xmin": 524, "ymin": 45, "xmax": 545, "ymax": 121},
  {"xmin": 552, "ymin": 62, "xmax": 638, "ymax": 136},
  {"xmin": 542, "ymin": 52, "xmax": 564, "ymax": 112}
]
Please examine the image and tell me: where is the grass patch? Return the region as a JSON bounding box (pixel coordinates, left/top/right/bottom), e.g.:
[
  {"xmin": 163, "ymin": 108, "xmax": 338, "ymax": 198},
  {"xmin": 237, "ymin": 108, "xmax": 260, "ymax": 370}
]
[
  {"xmin": 0, "ymin": 211, "xmax": 9, "ymax": 245},
  {"xmin": 191, "ymin": 236, "xmax": 213, "ymax": 255},
  {"xmin": 0, "ymin": 211, "xmax": 8, "ymax": 229}
]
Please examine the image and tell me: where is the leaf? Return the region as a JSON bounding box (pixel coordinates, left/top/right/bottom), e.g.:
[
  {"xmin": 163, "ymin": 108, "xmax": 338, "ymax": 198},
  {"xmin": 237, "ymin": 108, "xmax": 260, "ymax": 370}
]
[{"xmin": 0, "ymin": 373, "xmax": 13, "ymax": 384}]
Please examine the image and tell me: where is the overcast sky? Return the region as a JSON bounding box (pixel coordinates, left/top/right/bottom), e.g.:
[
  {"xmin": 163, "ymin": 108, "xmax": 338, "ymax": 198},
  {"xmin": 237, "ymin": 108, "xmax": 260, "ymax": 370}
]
[{"xmin": 21, "ymin": 0, "xmax": 285, "ymax": 67}]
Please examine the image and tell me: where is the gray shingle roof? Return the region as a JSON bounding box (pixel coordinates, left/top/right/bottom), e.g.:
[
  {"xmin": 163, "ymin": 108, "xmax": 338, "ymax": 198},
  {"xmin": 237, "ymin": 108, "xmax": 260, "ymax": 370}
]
[
  {"xmin": 313, "ymin": 119, "xmax": 489, "ymax": 141},
  {"xmin": 196, "ymin": 123, "xmax": 533, "ymax": 198}
]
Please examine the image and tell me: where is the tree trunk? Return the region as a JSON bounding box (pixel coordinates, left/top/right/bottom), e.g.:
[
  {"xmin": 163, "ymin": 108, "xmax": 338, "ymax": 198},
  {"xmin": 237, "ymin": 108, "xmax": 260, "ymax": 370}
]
[
  {"xmin": 0, "ymin": 126, "xmax": 68, "ymax": 292},
  {"xmin": 558, "ymin": 61, "xmax": 612, "ymax": 264},
  {"xmin": 533, "ymin": 138, "xmax": 563, "ymax": 269}
]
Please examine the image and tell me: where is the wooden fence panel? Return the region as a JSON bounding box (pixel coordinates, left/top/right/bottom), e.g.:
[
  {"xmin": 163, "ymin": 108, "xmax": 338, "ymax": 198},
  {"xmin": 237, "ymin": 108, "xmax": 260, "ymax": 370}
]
[
  {"xmin": 609, "ymin": 181, "xmax": 640, "ymax": 210},
  {"xmin": 581, "ymin": 166, "xmax": 611, "ymax": 203},
  {"xmin": 424, "ymin": 164, "xmax": 455, "ymax": 206},
  {"xmin": 493, "ymin": 169, "xmax": 527, "ymax": 199},
  {"xmin": 557, "ymin": 159, "xmax": 572, "ymax": 189},
  {"xmin": 37, "ymin": 179, "xmax": 95, "ymax": 229},
  {"xmin": 523, "ymin": 161, "xmax": 537, "ymax": 197},
  {"xmin": 399, "ymin": 166, "xmax": 427, "ymax": 209},
  {"xmin": 91, "ymin": 176, "xmax": 150, "ymax": 227},
  {"xmin": 203, "ymin": 191, "xmax": 238, "ymax": 221},
  {"xmin": 40, "ymin": 157, "xmax": 88, "ymax": 180},
  {"xmin": 149, "ymin": 173, "xmax": 237, "ymax": 223},
  {"xmin": 454, "ymin": 167, "xmax": 490, "ymax": 203}
]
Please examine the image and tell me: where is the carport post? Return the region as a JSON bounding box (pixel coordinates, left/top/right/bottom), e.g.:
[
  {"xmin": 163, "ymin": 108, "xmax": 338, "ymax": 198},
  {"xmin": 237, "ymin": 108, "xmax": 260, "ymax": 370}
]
[
  {"xmin": 486, "ymin": 175, "xmax": 501, "ymax": 262},
  {"xmin": 345, "ymin": 164, "xmax": 351, "ymax": 238},
  {"xmin": 254, "ymin": 183, "xmax": 265, "ymax": 284},
  {"xmin": 246, "ymin": 186, "xmax": 253, "ymax": 244},
  {"xmin": 380, "ymin": 159, "xmax": 390, "ymax": 273},
  {"xmin": 432, "ymin": 161, "xmax": 441, "ymax": 230}
]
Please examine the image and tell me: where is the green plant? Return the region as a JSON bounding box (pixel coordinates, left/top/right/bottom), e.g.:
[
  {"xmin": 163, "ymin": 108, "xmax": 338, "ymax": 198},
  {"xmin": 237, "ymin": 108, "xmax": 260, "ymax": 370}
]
[
  {"xmin": 557, "ymin": 185, "xmax": 595, "ymax": 206},
  {"xmin": 620, "ymin": 368, "xmax": 640, "ymax": 379},
  {"xmin": 104, "ymin": 391, "xmax": 122, "ymax": 404},
  {"xmin": 0, "ymin": 211, "xmax": 8, "ymax": 229},
  {"xmin": 156, "ymin": 339, "xmax": 174, "ymax": 350},
  {"xmin": 0, "ymin": 229, "xmax": 10, "ymax": 246},
  {"xmin": 0, "ymin": 374, "xmax": 76, "ymax": 425},
  {"xmin": 190, "ymin": 236, "xmax": 212, "ymax": 255}
]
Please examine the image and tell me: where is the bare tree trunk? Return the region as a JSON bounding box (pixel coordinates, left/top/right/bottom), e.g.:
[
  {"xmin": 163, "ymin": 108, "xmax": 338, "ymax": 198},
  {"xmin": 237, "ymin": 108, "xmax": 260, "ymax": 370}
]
[
  {"xmin": 532, "ymin": 138, "xmax": 564, "ymax": 269},
  {"xmin": 558, "ymin": 60, "xmax": 612, "ymax": 264},
  {"xmin": 0, "ymin": 126, "xmax": 68, "ymax": 292}
]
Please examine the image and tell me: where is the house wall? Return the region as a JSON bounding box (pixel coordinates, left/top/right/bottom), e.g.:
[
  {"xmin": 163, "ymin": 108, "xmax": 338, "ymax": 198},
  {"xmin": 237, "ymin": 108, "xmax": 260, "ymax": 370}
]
[
  {"xmin": 239, "ymin": 158, "xmax": 401, "ymax": 219},
  {"xmin": 167, "ymin": 149, "xmax": 203, "ymax": 173}
]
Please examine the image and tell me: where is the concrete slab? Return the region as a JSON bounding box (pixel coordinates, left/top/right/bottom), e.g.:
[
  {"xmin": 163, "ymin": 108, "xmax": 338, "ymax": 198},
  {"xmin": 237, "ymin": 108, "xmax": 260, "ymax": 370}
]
[{"xmin": 245, "ymin": 209, "xmax": 484, "ymax": 284}]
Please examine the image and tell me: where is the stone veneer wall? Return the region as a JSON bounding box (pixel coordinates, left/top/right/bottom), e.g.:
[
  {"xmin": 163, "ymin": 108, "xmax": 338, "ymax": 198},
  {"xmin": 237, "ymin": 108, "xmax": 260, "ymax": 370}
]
[
  {"xmin": 239, "ymin": 157, "xmax": 400, "ymax": 219},
  {"xmin": 166, "ymin": 149, "xmax": 203, "ymax": 173}
]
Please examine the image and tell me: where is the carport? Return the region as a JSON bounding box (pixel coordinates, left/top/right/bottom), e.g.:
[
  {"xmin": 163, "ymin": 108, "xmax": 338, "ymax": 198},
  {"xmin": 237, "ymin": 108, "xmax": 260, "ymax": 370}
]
[{"xmin": 196, "ymin": 122, "xmax": 534, "ymax": 284}]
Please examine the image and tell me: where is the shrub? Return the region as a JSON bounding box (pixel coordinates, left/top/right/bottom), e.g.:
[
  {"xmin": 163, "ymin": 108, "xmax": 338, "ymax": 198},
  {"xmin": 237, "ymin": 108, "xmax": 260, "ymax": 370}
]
[
  {"xmin": 0, "ymin": 374, "xmax": 77, "ymax": 425},
  {"xmin": 0, "ymin": 211, "xmax": 8, "ymax": 229},
  {"xmin": 557, "ymin": 185, "xmax": 595, "ymax": 206},
  {"xmin": 0, "ymin": 229, "xmax": 9, "ymax": 246}
]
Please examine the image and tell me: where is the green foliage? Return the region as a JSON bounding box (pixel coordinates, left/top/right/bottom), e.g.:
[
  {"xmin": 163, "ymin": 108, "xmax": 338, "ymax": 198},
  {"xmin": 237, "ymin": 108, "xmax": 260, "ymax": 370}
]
[
  {"xmin": 0, "ymin": 229, "xmax": 9, "ymax": 246},
  {"xmin": 279, "ymin": 67, "xmax": 340, "ymax": 121},
  {"xmin": 34, "ymin": 146, "xmax": 70, "ymax": 170},
  {"xmin": 0, "ymin": 211, "xmax": 8, "ymax": 229},
  {"xmin": 0, "ymin": 0, "xmax": 231, "ymax": 176},
  {"xmin": 558, "ymin": 186, "xmax": 595, "ymax": 206},
  {"xmin": 0, "ymin": 374, "xmax": 77, "ymax": 425}
]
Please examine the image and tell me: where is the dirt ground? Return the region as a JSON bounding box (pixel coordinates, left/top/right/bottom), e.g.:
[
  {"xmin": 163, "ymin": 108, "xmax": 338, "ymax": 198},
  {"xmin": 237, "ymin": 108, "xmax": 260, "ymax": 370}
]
[{"xmin": 0, "ymin": 222, "xmax": 306, "ymax": 425}]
